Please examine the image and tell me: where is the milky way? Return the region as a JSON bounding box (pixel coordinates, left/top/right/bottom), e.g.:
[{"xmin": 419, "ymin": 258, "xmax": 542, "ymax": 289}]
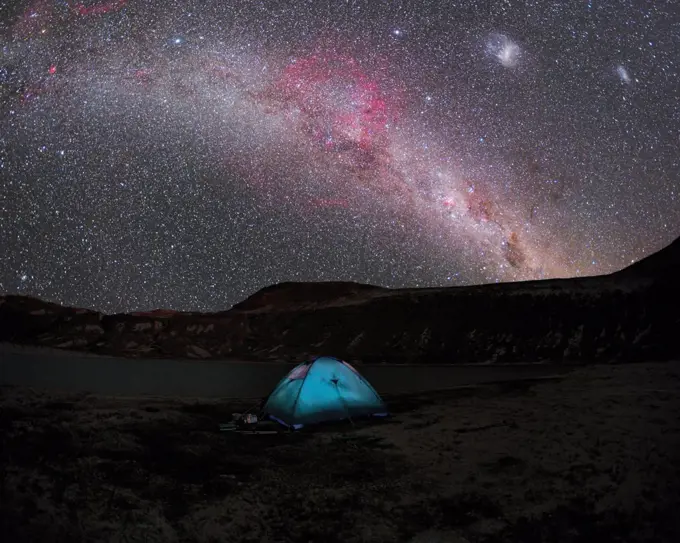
[{"xmin": 1, "ymin": 0, "xmax": 679, "ymax": 312}]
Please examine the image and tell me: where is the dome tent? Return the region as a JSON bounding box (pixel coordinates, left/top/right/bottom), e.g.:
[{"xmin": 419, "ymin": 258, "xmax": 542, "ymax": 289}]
[{"xmin": 262, "ymin": 356, "xmax": 388, "ymax": 429}]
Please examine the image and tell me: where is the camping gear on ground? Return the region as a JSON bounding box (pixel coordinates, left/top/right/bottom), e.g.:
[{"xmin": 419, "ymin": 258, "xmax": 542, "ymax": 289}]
[
  {"xmin": 261, "ymin": 356, "xmax": 389, "ymax": 429},
  {"xmin": 241, "ymin": 413, "xmax": 259, "ymax": 425},
  {"xmin": 219, "ymin": 421, "xmax": 279, "ymax": 434},
  {"xmin": 220, "ymin": 411, "xmax": 279, "ymax": 434}
]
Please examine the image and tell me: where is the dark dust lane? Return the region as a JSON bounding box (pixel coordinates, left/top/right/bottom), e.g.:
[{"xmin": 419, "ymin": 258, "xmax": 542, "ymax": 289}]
[{"xmin": 0, "ymin": 344, "xmax": 574, "ymax": 398}]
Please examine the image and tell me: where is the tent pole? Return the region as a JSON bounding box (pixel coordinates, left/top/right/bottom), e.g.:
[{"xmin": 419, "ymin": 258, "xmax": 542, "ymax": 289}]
[{"xmin": 333, "ymin": 382, "xmax": 354, "ymax": 427}]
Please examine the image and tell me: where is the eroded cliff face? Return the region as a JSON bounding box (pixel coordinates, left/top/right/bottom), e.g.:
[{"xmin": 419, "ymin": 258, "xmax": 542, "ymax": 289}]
[{"xmin": 1, "ymin": 238, "xmax": 679, "ymax": 364}]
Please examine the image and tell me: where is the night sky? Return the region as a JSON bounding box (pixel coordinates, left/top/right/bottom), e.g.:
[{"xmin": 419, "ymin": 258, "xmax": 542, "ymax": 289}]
[{"xmin": 1, "ymin": 0, "xmax": 679, "ymax": 313}]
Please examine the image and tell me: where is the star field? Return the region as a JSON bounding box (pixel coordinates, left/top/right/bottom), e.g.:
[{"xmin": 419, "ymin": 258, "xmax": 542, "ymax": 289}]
[{"xmin": 1, "ymin": 0, "xmax": 679, "ymax": 313}]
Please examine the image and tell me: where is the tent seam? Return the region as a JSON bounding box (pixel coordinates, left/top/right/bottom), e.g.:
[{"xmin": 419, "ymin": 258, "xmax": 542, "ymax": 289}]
[
  {"xmin": 333, "ymin": 380, "xmax": 354, "ymax": 426},
  {"xmin": 289, "ymin": 363, "xmax": 310, "ymax": 421}
]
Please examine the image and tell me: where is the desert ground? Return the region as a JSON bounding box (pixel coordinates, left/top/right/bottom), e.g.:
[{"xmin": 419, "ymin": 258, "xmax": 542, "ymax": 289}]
[{"xmin": 1, "ymin": 361, "xmax": 679, "ymax": 542}]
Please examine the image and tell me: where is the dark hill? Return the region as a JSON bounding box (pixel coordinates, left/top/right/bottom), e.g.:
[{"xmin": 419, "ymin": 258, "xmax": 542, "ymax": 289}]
[
  {"xmin": 229, "ymin": 281, "xmax": 385, "ymax": 313},
  {"xmin": 1, "ymin": 236, "xmax": 679, "ymax": 363},
  {"xmin": 610, "ymin": 236, "xmax": 680, "ymax": 281}
]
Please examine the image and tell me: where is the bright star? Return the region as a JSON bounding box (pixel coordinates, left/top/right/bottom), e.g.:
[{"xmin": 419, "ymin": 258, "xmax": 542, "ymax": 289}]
[{"xmin": 391, "ymin": 28, "xmax": 406, "ymax": 41}]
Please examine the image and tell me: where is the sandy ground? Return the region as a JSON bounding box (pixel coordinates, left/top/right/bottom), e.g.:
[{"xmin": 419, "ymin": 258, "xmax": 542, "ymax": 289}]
[{"xmin": 1, "ymin": 362, "xmax": 679, "ymax": 542}]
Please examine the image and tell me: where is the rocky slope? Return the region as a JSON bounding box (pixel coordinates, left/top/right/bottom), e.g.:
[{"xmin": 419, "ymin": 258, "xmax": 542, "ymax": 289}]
[{"xmin": 1, "ymin": 237, "xmax": 679, "ymax": 364}]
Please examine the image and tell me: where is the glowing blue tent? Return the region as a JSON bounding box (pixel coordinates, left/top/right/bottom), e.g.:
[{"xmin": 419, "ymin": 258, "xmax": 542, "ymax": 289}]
[{"xmin": 262, "ymin": 356, "xmax": 388, "ymax": 429}]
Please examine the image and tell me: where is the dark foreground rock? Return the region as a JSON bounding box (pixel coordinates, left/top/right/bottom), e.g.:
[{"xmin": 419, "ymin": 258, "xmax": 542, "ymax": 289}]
[
  {"xmin": 1, "ymin": 361, "xmax": 679, "ymax": 542},
  {"xmin": 1, "ymin": 238, "xmax": 679, "ymax": 363}
]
